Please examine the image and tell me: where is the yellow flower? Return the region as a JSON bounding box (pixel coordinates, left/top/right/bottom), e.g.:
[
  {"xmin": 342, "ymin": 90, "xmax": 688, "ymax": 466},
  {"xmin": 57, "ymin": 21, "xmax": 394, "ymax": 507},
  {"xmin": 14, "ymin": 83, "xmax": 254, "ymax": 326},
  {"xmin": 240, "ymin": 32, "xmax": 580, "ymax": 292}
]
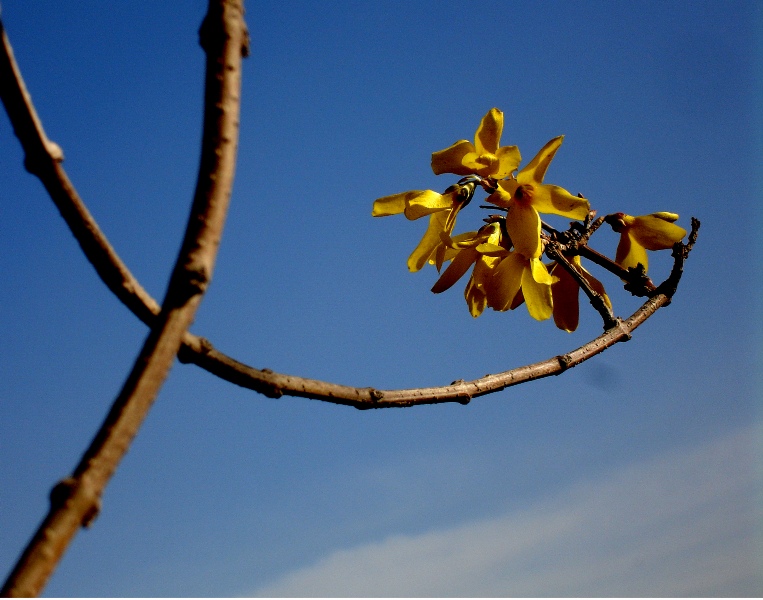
[
  {"xmin": 430, "ymin": 108, "xmax": 521, "ymax": 179},
  {"xmin": 486, "ymin": 136, "xmax": 590, "ymax": 259},
  {"xmin": 487, "ymin": 252, "xmax": 556, "ymax": 321},
  {"xmin": 462, "ymin": 232, "xmax": 513, "ymax": 318},
  {"xmin": 431, "ymin": 222, "xmax": 502, "ymax": 287},
  {"xmin": 607, "ymin": 212, "xmax": 687, "ymax": 273},
  {"xmin": 431, "ymin": 222, "xmax": 506, "ymax": 317},
  {"xmin": 430, "ymin": 222, "xmax": 555, "ymax": 321},
  {"xmin": 549, "ymin": 256, "xmax": 610, "ymax": 332},
  {"xmin": 372, "ymin": 180, "xmax": 478, "ymax": 272}
]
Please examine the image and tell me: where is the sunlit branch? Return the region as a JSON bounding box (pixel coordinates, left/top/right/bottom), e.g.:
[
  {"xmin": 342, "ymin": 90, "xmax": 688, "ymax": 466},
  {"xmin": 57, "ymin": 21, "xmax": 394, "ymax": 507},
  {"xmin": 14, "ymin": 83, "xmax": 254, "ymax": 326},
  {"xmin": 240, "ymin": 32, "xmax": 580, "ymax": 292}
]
[
  {"xmin": 178, "ymin": 222, "xmax": 697, "ymax": 409},
  {"xmin": 0, "ymin": 11, "xmax": 698, "ymax": 414},
  {"xmin": 182, "ymin": 292, "xmax": 674, "ymax": 408},
  {"xmin": 0, "ymin": 2, "xmax": 248, "ymax": 596},
  {"xmin": 0, "ymin": 1, "xmax": 705, "ymax": 596}
]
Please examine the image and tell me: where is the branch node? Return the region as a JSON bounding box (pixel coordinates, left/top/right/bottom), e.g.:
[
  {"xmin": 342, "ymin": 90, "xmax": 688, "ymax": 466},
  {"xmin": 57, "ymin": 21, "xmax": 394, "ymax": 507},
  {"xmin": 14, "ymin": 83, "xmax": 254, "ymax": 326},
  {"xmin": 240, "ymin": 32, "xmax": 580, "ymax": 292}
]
[
  {"xmin": 45, "ymin": 140, "xmax": 64, "ymax": 162},
  {"xmin": 368, "ymin": 388, "xmax": 384, "ymax": 403},
  {"xmin": 622, "ymin": 263, "xmax": 656, "ymax": 297},
  {"xmin": 557, "ymin": 354, "xmax": 573, "ymax": 372},
  {"xmin": 177, "ymin": 336, "xmax": 213, "ymax": 363},
  {"xmin": 176, "ymin": 263, "xmax": 210, "ymax": 300},
  {"xmin": 49, "ymin": 477, "xmax": 101, "ymax": 529},
  {"xmin": 610, "ymin": 318, "xmax": 632, "ymax": 341},
  {"xmin": 22, "ymin": 140, "xmax": 64, "ymax": 177}
]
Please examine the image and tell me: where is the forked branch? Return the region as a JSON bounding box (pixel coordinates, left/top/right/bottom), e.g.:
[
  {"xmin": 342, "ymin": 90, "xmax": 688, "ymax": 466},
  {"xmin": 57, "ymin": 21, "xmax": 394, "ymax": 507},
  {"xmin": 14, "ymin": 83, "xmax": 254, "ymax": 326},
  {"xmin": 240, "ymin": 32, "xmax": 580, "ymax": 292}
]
[
  {"xmin": 0, "ymin": 16, "xmax": 699, "ymax": 413},
  {"xmin": 1, "ymin": 3, "xmax": 699, "ymax": 595},
  {"xmin": 0, "ymin": 4, "xmax": 698, "ymax": 419}
]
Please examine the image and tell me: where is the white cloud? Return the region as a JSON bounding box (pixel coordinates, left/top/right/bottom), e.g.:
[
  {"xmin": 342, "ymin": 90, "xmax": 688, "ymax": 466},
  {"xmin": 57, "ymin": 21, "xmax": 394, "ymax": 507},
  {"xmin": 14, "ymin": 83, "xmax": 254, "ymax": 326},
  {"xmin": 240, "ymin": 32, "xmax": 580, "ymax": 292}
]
[{"xmin": 252, "ymin": 424, "xmax": 763, "ymax": 597}]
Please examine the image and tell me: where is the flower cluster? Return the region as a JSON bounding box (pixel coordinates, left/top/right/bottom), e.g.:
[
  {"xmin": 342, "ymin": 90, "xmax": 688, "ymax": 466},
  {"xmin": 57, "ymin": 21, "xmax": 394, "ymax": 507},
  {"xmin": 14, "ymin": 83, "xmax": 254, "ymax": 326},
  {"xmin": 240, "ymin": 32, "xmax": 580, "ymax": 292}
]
[{"xmin": 373, "ymin": 109, "xmax": 687, "ymax": 332}]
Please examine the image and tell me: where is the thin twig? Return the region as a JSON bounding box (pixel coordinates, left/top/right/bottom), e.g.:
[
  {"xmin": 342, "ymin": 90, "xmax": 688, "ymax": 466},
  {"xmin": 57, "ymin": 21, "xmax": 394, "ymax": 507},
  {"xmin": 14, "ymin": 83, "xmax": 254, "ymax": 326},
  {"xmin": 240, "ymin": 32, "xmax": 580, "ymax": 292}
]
[
  {"xmin": 544, "ymin": 241, "xmax": 618, "ymax": 330},
  {"xmin": 179, "ymin": 222, "xmax": 699, "ymax": 408},
  {"xmin": 182, "ymin": 292, "xmax": 667, "ymax": 408},
  {"xmin": 578, "ymin": 244, "xmax": 657, "ymax": 295},
  {"xmin": 0, "ymin": 2, "xmax": 248, "ymax": 596}
]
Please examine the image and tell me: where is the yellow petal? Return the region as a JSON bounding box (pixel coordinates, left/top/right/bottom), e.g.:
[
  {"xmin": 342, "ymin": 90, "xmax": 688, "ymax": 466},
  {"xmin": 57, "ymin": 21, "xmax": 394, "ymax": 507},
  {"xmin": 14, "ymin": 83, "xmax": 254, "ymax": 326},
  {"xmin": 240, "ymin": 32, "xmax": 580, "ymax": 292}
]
[
  {"xmin": 461, "ymin": 151, "xmax": 498, "ymax": 175},
  {"xmin": 485, "ymin": 187, "xmax": 513, "ymax": 209},
  {"xmin": 474, "ymin": 108, "xmax": 503, "ymax": 155},
  {"xmin": 403, "ymin": 190, "xmax": 453, "ymax": 220},
  {"xmin": 615, "ymin": 232, "xmax": 649, "ymax": 272},
  {"xmin": 509, "ymin": 288, "xmax": 525, "ymax": 310},
  {"xmin": 440, "ymin": 246, "xmax": 460, "ymax": 263},
  {"xmin": 372, "ymin": 192, "xmax": 408, "ymax": 216},
  {"xmin": 518, "ymin": 135, "xmax": 564, "ymax": 184},
  {"xmin": 505, "ymin": 202, "xmax": 542, "ymax": 258},
  {"xmin": 576, "ymin": 259, "xmax": 611, "ymax": 309},
  {"xmin": 431, "ymin": 248, "xmax": 479, "ymax": 293},
  {"xmin": 475, "ymin": 242, "xmax": 507, "ymax": 256},
  {"xmin": 493, "ymin": 145, "xmax": 522, "ymax": 179},
  {"xmin": 497, "ymin": 179, "xmax": 520, "ymax": 196},
  {"xmin": 487, "ymin": 252, "xmax": 525, "ymax": 311},
  {"xmin": 440, "ymin": 229, "xmax": 480, "ymax": 249},
  {"xmin": 443, "ymin": 198, "xmax": 463, "ymax": 235},
  {"xmin": 522, "ymin": 262, "xmax": 553, "ymax": 321},
  {"xmin": 472, "ymin": 254, "xmax": 498, "ymax": 291},
  {"xmin": 630, "ymin": 215, "xmax": 687, "ymax": 250},
  {"xmin": 529, "ymin": 257, "xmax": 554, "ymax": 285},
  {"xmin": 550, "ymin": 263, "xmax": 580, "ymax": 332},
  {"xmin": 485, "ymin": 222, "xmax": 504, "ymax": 246},
  {"xmin": 464, "ymin": 275, "xmax": 487, "ymax": 318},
  {"xmin": 407, "ymin": 211, "xmax": 449, "ymax": 272},
  {"xmin": 650, "ymin": 211, "xmax": 679, "ymax": 222},
  {"xmin": 531, "ymin": 185, "xmax": 590, "ymax": 220},
  {"xmin": 431, "ymin": 140, "xmax": 476, "ymax": 176},
  {"xmin": 433, "ymin": 240, "xmax": 448, "ymax": 272}
]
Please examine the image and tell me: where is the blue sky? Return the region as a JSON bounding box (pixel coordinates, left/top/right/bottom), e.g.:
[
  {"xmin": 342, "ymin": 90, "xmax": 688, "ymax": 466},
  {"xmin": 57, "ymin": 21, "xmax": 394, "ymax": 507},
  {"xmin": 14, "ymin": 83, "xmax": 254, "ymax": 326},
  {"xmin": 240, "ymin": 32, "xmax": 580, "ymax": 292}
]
[{"xmin": 1, "ymin": 0, "xmax": 761, "ymax": 596}]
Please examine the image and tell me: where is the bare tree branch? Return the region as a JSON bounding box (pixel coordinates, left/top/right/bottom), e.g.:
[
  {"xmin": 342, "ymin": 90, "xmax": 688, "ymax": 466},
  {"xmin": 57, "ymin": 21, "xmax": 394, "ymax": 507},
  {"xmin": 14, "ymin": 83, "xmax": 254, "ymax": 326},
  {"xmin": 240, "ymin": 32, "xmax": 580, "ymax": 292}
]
[
  {"xmin": 0, "ymin": 1, "xmax": 248, "ymax": 596},
  {"xmin": 0, "ymin": 10, "xmax": 698, "ymax": 417},
  {"xmin": 0, "ymin": 3, "xmax": 702, "ymax": 594},
  {"xmin": 179, "ymin": 291, "xmax": 665, "ymax": 408}
]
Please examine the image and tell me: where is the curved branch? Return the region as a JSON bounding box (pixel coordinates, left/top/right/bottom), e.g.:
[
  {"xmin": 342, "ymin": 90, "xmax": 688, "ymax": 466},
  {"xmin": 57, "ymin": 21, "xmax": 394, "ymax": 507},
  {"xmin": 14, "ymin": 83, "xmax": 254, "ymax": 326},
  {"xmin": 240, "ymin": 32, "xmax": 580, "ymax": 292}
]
[
  {"xmin": 178, "ymin": 219, "xmax": 697, "ymax": 407},
  {"xmin": 180, "ymin": 292, "xmax": 663, "ymax": 408},
  {"xmin": 1, "ymin": 2, "xmax": 248, "ymax": 596},
  {"xmin": 0, "ymin": 3, "xmax": 698, "ymax": 416},
  {"xmin": 0, "ymin": 10, "xmax": 696, "ymax": 418}
]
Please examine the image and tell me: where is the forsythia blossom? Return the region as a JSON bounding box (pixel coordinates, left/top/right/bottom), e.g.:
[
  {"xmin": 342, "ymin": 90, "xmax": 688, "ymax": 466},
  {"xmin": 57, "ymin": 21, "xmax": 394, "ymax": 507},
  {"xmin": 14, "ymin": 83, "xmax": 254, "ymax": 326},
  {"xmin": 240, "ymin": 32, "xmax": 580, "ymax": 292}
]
[
  {"xmin": 373, "ymin": 180, "xmax": 477, "ymax": 271},
  {"xmin": 372, "ymin": 108, "xmax": 688, "ymax": 331},
  {"xmin": 607, "ymin": 212, "xmax": 687, "ymax": 273},
  {"xmin": 486, "ymin": 136, "xmax": 590, "ymax": 259},
  {"xmin": 431, "ymin": 108, "xmax": 521, "ymax": 179}
]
